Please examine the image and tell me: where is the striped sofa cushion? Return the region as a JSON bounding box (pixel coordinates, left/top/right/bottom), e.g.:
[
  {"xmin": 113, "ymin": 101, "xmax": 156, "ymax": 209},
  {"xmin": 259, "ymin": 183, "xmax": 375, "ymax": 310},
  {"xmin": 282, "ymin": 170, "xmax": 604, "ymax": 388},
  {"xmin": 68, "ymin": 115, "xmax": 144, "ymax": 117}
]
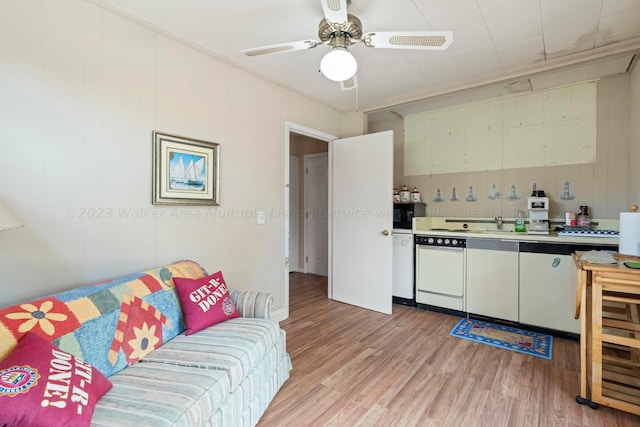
[
  {"xmin": 140, "ymin": 317, "xmax": 284, "ymax": 391},
  {"xmin": 90, "ymin": 361, "xmax": 230, "ymax": 427}
]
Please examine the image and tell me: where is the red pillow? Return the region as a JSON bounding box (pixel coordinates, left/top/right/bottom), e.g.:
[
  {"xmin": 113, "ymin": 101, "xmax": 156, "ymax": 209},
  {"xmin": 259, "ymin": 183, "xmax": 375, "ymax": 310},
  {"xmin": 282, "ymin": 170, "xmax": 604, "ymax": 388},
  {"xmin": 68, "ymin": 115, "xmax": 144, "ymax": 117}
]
[
  {"xmin": 174, "ymin": 271, "xmax": 239, "ymax": 335},
  {"xmin": 0, "ymin": 332, "xmax": 112, "ymax": 427}
]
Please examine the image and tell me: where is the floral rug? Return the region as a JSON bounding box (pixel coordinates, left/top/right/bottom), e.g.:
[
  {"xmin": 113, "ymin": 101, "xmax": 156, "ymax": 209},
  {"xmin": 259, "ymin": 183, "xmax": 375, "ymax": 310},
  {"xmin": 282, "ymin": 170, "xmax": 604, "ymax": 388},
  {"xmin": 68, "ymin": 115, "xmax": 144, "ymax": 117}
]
[{"xmin": 450, "ymin": 318, "xmax": 553, "ymax": 360}]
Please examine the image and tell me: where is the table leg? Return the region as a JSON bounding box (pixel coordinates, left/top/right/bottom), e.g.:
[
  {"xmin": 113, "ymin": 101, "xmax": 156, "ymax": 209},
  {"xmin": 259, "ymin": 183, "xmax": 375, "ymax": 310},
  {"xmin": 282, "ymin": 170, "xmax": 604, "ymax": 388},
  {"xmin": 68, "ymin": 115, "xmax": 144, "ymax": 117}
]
[{"xmin": 591, "ymin": 273, "xmax": 603, "ymax": 404}]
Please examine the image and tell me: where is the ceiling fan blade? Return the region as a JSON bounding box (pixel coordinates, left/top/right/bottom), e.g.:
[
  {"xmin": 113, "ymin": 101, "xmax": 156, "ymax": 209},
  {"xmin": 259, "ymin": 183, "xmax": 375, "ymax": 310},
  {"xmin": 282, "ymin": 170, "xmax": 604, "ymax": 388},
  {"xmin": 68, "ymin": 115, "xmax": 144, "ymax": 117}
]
[
  {"xmin": 363, "ymin": 31, "xmax": 453, "ymax": 50},
  {"xmin": 240, "ymin": 40, "xmax": 320, "ymax": 57},
  {"xmin": 340, "ymin": 75, "xmax": 357, "ymax": 91},
  {"xmin": 320, "ymin": 0, "xmax": 348, "ymax": 25}
]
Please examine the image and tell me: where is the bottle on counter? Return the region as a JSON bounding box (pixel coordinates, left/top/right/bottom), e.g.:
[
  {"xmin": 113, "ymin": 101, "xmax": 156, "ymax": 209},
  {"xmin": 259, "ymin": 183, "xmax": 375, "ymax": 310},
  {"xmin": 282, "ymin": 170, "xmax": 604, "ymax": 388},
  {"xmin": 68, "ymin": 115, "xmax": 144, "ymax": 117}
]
[
  {"xmin": 515, "ymin": 210, "xmax": 526, "ymax": 232},
  {"xmin": 578, "ymin": 205, "xmax": 590, "ymax": 227}
]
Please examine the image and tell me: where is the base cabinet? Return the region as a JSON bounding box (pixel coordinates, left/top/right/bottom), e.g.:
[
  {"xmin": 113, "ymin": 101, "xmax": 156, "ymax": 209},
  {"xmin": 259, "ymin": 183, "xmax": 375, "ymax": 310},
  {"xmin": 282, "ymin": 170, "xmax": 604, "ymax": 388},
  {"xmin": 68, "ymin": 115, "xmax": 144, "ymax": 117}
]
[
  {"xmin": 518, "ymin": 241, "xmax": 617, "ymax": 334},
  {"xmin": 519, "ymin": 252, "xmax": 580, "ymax": 333},
  {"xmin": 466, "ymin": 239, "xmax": 519, "ymax": 321},
  {"xmin": 414, "ymin": 234, "xmax": 618, "ymax": 334}
]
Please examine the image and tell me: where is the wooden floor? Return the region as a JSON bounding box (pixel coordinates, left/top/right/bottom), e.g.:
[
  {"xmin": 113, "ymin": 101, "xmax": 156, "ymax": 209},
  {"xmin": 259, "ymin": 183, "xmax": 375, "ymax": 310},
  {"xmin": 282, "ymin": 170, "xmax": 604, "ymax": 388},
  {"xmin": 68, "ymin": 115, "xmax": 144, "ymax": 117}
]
[{"xmin": 258, "ymin": 273, "xmax": 640, "ymax": 427}]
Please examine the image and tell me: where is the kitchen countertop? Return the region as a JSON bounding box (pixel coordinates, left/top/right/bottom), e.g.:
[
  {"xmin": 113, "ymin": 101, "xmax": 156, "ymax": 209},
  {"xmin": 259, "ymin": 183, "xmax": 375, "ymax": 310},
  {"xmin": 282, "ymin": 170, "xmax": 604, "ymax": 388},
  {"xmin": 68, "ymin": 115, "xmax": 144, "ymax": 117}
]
[{"xmin": 413, "ymin": 217, "xmax": 619, "ymax": 246}]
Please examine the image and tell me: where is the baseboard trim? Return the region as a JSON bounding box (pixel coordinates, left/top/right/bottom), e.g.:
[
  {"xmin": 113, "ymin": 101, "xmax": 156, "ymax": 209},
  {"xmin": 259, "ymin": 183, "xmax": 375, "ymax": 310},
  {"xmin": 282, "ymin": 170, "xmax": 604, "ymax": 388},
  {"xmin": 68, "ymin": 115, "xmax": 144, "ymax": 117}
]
[{"xmin": 271, "ymin": 307, "xmax": 288, "ymax": 323}]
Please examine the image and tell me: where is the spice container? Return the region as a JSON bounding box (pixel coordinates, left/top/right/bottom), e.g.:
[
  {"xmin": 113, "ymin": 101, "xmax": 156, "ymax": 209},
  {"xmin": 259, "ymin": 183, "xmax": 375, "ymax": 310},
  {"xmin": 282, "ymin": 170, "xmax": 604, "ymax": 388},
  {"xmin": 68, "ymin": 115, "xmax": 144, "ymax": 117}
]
[
  {"xmin": 410, "ymin": 187, "xmax": 421, "ymax": 203},
  {"xmin": 400, "ymin": 185, "xmax": 411, "ymax": 203}
]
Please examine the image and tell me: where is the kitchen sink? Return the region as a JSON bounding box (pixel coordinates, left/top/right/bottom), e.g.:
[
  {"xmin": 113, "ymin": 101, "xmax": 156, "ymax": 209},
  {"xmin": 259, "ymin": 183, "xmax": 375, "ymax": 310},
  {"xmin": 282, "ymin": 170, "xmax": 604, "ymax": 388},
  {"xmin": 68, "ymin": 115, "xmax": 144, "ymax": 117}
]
[{"xmin": 484, "ymin": 229, "xmax": 515, "ymax": 233}]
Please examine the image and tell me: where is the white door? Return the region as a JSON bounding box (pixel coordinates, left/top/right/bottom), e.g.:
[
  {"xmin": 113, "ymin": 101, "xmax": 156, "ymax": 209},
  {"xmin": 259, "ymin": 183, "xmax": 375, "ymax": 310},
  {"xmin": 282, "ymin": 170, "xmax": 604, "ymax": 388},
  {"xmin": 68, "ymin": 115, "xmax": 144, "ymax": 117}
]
[
  {"xmin": 305, "ymin": 153, "xmax": 328, "ymax": 275},
  {"xmin": 331, "ymin": 131, "xmax": 394, "ymax": 314}
]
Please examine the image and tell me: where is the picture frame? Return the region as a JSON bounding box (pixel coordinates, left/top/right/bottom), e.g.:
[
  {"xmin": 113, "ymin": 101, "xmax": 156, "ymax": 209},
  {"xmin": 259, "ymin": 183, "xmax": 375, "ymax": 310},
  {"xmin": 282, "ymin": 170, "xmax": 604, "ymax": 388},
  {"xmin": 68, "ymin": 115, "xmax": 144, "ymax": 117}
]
[{"xmin": 152, "ymin": 131, "xmax": 220, "ymax": 206}]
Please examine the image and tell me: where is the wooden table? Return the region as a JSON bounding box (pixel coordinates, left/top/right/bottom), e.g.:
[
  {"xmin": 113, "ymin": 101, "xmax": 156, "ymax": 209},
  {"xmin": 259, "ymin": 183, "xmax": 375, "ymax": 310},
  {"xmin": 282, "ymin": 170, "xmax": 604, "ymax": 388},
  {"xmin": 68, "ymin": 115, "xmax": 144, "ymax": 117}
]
[{"xmin": 572, "ymin": 251, "xmax": 640, "ymax": 415}]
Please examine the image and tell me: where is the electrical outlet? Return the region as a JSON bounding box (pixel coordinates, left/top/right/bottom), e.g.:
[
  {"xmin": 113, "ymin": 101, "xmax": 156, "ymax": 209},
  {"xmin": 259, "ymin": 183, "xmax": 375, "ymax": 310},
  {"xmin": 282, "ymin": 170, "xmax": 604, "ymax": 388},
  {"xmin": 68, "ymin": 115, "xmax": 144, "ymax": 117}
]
[{"xmin": 257, "ymin": 211, "xmax": 265, "ymax": 225}]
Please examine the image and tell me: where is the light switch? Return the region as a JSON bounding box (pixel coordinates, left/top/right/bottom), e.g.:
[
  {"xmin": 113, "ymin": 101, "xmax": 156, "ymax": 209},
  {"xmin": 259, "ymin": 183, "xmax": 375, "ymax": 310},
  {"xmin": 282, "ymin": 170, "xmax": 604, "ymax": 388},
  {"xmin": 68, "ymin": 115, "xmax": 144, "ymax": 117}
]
[{"xmin": 257, "ymin": 211, "xmax": 265, "ymax": 225}]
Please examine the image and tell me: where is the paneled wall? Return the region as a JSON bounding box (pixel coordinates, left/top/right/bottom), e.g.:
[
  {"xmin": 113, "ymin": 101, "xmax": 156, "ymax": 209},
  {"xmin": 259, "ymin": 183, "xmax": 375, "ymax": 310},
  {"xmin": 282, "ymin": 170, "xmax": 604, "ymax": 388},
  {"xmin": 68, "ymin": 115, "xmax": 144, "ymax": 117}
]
[
  {"xmin": 379, "ymin": 74, "xmax": 633, "ymax": 219},
  {"xmin": 0, "ymin": 1, "xmax": 342, "ymax": 314},
  {"xmin": 368, "ymin": 117, "xmax": 405, "ymax": 189},
  {"xmin": 405, "ymin": 83, "xmax": 597, "ymax": 175}
]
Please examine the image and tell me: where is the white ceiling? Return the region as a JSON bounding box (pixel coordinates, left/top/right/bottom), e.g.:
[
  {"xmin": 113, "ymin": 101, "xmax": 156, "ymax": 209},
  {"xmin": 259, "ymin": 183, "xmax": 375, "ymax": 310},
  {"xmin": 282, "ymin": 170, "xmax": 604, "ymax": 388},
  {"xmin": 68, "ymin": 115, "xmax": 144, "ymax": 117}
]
[{"xmin": 91, "ymin": 0, "xmax": 640, "ymax": 117}]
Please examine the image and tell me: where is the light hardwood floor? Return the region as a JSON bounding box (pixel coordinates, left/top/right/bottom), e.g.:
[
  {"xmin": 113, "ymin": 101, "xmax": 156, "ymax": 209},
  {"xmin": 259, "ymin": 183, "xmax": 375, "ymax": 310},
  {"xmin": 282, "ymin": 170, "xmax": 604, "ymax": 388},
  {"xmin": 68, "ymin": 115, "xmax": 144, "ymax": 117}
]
[{"xmin": 258, "ymin": 273, "xmax": 640, "ymax": 426}]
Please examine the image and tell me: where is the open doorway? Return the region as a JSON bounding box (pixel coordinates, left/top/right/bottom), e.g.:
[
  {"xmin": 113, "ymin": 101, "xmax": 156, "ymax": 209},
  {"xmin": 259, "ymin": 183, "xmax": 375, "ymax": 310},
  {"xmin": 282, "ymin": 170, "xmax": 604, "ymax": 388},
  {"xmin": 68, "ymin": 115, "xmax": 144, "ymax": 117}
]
[
  {"xmin": 281, "ymin": 123, "xmax": 395, "ymax": 321},
  {"xmin": 279, "ymin": 122, "xmax": 335, "ymax": 322},
  {"xmin": 289, "ymin": 134, "xmax": 328, "ymax": 275}
]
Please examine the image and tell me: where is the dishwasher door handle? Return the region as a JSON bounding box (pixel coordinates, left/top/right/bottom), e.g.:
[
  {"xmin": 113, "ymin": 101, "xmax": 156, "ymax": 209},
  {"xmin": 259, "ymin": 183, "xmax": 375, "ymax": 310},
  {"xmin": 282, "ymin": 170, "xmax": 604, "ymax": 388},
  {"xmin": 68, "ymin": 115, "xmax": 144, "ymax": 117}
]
[{"xmin": 467, "ymin": 238, "xmax": 518, "ymax": 251}]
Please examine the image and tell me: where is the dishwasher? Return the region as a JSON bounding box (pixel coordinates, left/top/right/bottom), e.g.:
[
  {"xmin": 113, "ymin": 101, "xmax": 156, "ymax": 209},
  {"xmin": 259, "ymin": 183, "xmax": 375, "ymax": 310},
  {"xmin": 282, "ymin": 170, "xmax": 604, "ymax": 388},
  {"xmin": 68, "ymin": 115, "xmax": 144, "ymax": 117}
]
[
  {"xmin": 466, "ymin": 238, "xmax": 519, "ymax": 322},
  {"xmin": 415, "ymin": 235, "xmax": 466, "ymax": 313}
]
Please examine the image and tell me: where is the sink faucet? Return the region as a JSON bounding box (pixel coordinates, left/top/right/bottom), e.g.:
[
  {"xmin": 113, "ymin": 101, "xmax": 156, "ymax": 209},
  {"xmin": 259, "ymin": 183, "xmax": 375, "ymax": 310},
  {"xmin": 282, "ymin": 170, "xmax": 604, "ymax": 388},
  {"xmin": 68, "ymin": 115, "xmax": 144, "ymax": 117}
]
[{"xmin": 494, "ymin": 215, "xmax": 503, "ymax": 230}]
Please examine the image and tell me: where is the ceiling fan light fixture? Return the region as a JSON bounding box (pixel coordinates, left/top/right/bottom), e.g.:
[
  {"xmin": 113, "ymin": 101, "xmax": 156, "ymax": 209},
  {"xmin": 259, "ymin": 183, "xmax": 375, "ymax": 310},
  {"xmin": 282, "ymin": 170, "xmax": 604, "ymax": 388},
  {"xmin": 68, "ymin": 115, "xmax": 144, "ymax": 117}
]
[{"xmin": 320, "ymin": 47, "xmax": 357, "ymax": 82}]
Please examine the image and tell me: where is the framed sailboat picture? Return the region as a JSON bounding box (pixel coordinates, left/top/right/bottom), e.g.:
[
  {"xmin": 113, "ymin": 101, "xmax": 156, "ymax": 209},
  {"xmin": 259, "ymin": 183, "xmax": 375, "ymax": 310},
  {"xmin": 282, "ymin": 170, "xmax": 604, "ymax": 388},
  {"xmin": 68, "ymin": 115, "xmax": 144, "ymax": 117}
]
[{"xmin": 153, "ymin": 132, "xmax": 220, "ymax": 205}]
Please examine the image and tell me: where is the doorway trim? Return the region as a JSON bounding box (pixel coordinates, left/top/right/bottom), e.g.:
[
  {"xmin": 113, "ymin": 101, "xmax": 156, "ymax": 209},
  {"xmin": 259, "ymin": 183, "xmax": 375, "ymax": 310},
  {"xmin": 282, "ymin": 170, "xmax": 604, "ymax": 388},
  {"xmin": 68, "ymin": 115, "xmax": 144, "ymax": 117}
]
[
  {"xmin": 289, "ymin": 155, "xmax": 299, "ymax": 273},
  {"xmin": 278, "ymin": 122, "xmax": 336, "ymax": 322}
]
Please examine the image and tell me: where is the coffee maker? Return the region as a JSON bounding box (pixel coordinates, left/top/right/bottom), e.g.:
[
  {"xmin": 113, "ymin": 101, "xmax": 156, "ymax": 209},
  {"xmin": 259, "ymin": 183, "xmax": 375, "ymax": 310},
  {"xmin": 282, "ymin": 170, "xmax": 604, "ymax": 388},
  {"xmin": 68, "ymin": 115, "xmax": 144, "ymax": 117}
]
[{"xmin": 527, "ymin": 187, "xmax": 549, "ymax": 234}]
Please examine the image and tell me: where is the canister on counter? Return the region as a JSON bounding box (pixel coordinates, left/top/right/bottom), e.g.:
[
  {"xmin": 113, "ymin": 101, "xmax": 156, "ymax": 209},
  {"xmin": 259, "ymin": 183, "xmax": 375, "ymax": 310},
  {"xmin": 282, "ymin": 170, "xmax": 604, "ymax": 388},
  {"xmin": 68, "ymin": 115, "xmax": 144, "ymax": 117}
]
[
  {"xmin": 410, "ymin": 187, "xmax": 421, "ymax": 203},
  {"xmin": 400, "ymin": 185, "xmax": 411, "ymax": 203},
  {"xmin": 393, "ymin": 188, "xmax": 400, "ymax": 203},
  {"xmin": 565, "ymin": 211, "xmax": 577, "ymax": 226}
]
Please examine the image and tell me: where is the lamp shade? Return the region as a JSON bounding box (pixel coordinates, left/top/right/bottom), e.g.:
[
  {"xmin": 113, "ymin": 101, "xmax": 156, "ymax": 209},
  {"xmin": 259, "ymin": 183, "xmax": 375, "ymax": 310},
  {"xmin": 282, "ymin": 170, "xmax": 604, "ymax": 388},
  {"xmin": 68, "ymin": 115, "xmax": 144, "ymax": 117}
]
[
  {"xmin": 320, "ymin": 47, "xmax": 357, "ymax": 82},
  {"xmin": 0, "ymin": 203, "xmax": 23, "ymax": 231}
]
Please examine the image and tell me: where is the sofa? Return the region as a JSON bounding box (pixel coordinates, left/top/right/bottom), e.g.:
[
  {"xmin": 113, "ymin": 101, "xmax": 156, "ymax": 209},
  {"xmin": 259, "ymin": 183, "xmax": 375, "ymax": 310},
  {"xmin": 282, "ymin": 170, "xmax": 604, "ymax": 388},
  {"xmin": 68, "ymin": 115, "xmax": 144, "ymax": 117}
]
[{"xmin": 0, "ymin": 260, "xmax": 292, "ymax": 426}]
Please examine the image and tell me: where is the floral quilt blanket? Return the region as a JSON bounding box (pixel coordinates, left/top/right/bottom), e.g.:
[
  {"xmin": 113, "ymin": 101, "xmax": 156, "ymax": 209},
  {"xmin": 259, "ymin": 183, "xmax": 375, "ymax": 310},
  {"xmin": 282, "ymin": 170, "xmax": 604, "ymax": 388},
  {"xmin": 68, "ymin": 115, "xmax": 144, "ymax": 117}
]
[{"xmin": 0, "ymin": 260, "xmax": 206, "ymax": 377}]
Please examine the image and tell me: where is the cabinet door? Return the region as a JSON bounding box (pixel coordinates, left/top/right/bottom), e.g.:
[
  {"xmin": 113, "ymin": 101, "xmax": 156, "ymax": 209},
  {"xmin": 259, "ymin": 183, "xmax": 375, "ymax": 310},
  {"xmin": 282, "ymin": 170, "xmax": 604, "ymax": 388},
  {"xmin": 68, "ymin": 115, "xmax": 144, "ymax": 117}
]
[
  {"xmin": 519, "ymin": 253, "xmax": 579, "ymax": 333},
  {"xmin": 466, "ymin": 240, "xmax": 519, "ymax": 321}
]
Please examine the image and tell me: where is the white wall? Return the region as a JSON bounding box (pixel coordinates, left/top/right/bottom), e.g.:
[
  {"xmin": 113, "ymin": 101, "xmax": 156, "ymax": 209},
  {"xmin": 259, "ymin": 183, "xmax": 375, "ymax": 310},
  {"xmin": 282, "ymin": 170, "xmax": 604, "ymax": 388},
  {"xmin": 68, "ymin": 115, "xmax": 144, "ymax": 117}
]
[
  {"xmin": 341, "ymin": 111, "xmax": 366, "ymax": 138},
  {"xmin": 0, "ymin": 0, "xmax": 342, "ymax": 314}
]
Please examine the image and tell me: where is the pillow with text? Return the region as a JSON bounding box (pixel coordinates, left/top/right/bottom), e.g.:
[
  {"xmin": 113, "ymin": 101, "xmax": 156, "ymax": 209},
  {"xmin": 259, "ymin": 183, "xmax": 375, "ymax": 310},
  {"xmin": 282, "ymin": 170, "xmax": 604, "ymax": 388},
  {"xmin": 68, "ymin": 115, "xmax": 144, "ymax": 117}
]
[
  {"xmin": 0, "ymin": 332, "xmax": 112, "ymax": 427},
  {"xmin": 174, "ymin": 271, "xmax": 239, "ymax": 335}
]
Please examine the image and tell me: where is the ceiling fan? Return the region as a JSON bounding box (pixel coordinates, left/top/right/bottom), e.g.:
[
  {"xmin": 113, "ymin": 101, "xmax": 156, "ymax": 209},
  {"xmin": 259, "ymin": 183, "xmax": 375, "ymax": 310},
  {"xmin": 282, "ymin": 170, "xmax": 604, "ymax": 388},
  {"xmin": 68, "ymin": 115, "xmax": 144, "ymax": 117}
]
[{"xmin": 240, "ymin": 0, "xmax": 453, "ymax": 89}]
